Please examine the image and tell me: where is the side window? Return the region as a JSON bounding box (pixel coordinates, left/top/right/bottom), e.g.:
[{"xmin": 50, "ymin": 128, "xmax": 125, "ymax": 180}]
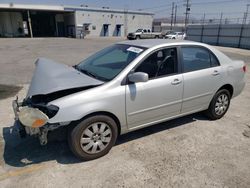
[
  {"xmin": 143, "ymin": 29, "xmax": 147, "ymax": 33},
  {"xmin": 135, "ymin": 48, "xmax": 178, "ymax": 79},
  {"xmin": 182, "ymin": 47, "xmax": 211, "ymax": 72},
  {"xmin": 210, "ymin": 53, "xmax": 220, "ymax": 67},
  {"xmin": 148, "ymin": 29, "xmax": 151, "ymax": 33}
]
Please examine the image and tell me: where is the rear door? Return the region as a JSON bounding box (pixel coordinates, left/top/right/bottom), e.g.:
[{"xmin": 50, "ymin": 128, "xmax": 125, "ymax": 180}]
[{"xmin": 180, "ymin": 46, "xmax": 222, "ymax": 113}]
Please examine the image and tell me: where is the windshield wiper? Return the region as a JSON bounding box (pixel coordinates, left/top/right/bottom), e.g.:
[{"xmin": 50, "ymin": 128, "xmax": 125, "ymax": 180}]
[
  {"xmin": 80, "ymin": 69, "xmax": 99, "ymax": 79},
  {"xmin": 74, "ymin": 65, "xmax": 109, "ymax": 82}
]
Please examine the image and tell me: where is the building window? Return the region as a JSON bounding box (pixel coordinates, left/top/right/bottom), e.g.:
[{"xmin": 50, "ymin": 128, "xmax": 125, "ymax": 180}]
[{"xmin": 84, "ymin": 25, "xmax": 90, "ymax": 31}]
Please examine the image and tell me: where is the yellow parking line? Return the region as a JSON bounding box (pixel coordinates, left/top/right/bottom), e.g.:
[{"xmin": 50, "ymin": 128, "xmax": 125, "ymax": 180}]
[{"xmin": 0, "ymin": 164, "xmax": 48, "ymax": 181}]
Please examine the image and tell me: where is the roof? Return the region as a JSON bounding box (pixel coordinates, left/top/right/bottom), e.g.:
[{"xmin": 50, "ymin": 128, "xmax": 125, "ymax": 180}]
[
  {"xmin": 118, "ymin": 39, "xmax": 203, "ymax": 48},
  {"xmin": 65, "ymin": 6, "xmax": 154, "ymax": 15},
  {"xmin": 0, "ymin": 3, "xmax": 153, "ymax": 15},
  {"xmin": 0, "ymin": 3, "xmax": 65, "ymax": 11}
]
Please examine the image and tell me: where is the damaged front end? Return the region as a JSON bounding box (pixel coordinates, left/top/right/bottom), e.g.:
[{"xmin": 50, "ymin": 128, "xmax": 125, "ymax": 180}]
[
  {"xmin": 12, "ymin": 96, "xmax": 60, "ymax": 145},
  {"xmin": 12, "ymin": 58, "xmax": 103, "ymax": 145}
]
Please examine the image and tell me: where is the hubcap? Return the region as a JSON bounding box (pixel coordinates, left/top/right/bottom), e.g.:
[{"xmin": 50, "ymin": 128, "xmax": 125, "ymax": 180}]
[
  {"xmin": 80, "ymin": 122, "xmax": 112, "ymax": 154},
  {"xmin": 215, "ymin": 94, "xmax": 229, "ymax": 115}
]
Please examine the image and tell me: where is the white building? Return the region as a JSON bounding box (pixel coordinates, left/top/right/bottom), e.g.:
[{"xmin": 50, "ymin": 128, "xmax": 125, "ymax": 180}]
[{"xmin": 0, "ymin": 3, "xmax": 154, "ymax": 38}]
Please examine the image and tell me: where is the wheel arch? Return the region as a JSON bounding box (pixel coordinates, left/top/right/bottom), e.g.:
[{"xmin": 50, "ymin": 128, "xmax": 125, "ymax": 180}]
[
  {"xmin": 217, "ymin": 84, "xmax": 234, "ymax": 98},
  {"xmin": 74, "ymin": 111, "xmax": 121, "ymax": 136}
]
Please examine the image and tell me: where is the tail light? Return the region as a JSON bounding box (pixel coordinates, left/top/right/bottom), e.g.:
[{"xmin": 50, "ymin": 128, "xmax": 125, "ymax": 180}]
[{"xmin": 243, "ymin": 65, "xmax": 247, "ymax": 73}]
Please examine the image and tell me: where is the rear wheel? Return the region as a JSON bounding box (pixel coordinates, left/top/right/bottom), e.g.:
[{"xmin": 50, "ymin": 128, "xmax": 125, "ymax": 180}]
[
  {"xmin": 68, "ymin": 115, "xmax": 118, "ymax": 160},
  {"xmin": 205, "ymin": 89, "xmax": 231, "ymax": 120}
]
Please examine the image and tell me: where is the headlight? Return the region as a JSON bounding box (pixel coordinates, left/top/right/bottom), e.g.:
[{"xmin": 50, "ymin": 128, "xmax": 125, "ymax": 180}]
[{"xmin": 19, "ymin": 107, "xmax": 49, "ymax": 128}]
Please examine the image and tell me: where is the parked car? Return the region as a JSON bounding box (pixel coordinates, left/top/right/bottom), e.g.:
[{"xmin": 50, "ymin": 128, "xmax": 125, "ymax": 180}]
[
  {"xmin": 166, "ymin": 32, "xmax": 186, "ymax": 39},
  {"xmin": 13, "ymin": 40, "xmax": 246, "ymax": 160},
  {"xmin": 161, "ymin": 30, "xmax": 173, "ymax": 36},
  {"xmin": 161, "ymin": 30, "xmax": 174, "ymax": 38},
  {"xmin": 127, "ymin": 29, "xmax": 162, "ymax": 40}
]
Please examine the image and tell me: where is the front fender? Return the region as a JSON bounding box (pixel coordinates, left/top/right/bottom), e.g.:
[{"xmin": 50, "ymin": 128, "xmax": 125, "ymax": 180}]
[{"xmin": 47, "ymin": 85, "xmax": 127, "ymax": 130}]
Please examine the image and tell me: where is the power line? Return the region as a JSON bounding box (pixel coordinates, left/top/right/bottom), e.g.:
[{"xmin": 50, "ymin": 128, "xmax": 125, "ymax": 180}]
[
  {"xmin": 139, "ymin": 0, "xmax": 184, "ymax": 11},
  {"xmin": 191, "ymin": 0, "xmax": 247, "ymax": 6}
]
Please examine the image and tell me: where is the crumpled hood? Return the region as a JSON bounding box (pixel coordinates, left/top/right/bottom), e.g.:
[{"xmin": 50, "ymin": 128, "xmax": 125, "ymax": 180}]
[{"xmin": 26, "ymin": 58, "xmax": 103, "ymax": 98}]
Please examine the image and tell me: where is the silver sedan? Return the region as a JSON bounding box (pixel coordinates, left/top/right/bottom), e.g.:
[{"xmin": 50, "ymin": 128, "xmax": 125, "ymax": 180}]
[{"xmin": 13, "ymin": 39, "xmax": 246, "ymax": 160}]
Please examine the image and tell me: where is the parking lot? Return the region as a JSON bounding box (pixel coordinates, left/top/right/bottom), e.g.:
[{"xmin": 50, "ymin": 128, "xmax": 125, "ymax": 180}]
[{"xmin": 0, "ymin": 37, "xmax": 250, "ymax": 188}]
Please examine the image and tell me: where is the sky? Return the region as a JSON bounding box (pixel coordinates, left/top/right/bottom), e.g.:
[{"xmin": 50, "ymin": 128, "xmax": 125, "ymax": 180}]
[{"xmin": 0, "ymin": 0, "xmax": 250, "ymax": 20}]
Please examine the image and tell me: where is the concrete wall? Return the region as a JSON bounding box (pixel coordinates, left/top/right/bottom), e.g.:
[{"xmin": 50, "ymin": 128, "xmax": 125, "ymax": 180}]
[
  {"xmin": 75, "ymin": 10, "xmax": 153, "ymax": 37},
  {"xmin": 0, "ymin": 12, "xmax": 24, "ymax": 37},
  {"xmin": 187, "ymin": 24, "xmax": 250, "ymax": 49}
]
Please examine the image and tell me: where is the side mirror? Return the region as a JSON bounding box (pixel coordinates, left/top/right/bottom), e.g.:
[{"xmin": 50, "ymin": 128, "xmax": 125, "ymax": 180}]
[{"xmin": 128, "ymin": 72, "xmax": 149, "ymax": 83}]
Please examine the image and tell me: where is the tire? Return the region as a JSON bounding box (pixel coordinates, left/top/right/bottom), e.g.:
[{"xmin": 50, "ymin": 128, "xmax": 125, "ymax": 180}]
[
  {"xmin": 155, "ymin": 35, "xmax": 159, "ymax": 39},
  {"xmin": 136, "ymin": 35, "xmax": 140, "ymax": 40},
  {"xmin": 68, "ymin": 115, "xmax": 118, "ymax": 161},
  {"xmin": 205, "ymin": 89, "xmax": 231, "ymax": 120}
]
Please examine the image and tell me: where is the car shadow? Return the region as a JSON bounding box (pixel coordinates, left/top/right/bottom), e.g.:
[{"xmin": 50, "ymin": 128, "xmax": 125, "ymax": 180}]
[{"xmin": 2, "ymin": 113, "xmax": 209, "ymax": 167}]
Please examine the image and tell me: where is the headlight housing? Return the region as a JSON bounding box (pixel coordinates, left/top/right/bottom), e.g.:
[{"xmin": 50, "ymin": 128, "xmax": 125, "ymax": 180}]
[
  {"xmin": 19, "ymin": 107, "xmax": 49, "ymax": 128},
  {"xmin": 18, "ymin": 105, "xmax": 59, "ymax": 128}
]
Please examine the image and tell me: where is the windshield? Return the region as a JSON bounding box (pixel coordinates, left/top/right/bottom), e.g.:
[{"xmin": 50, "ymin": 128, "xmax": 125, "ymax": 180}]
[
  {"xmin": 76, "ymin": 44, "xmax": 146, "ymax": 81},
  {"xmin": 136, "ymin": 29, "xmax": 143, "ymax": 32},
  {"xmin": 167, "ymin": 31, "xmax": 174, "ymax": 35}
]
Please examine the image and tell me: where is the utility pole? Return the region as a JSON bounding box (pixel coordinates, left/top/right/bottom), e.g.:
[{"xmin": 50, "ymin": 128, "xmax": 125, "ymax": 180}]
[
  {"xmin": 216, "ymin": 12, "xmax": 223, "ymax": 45},
  {"xmin": 170, "ymin": 2, "xmax": 175, "ymax": 30},
  {"xmin": 200, "ymin": 13, "xmax": 206, "ymax": 42},
  {"xmin": 184, "ymin": 0, "xmax": 191, "ymax": 32},
  {"xmin": 239, "ymin": 4, "xmax": 249, "ymax": 48},
  {"xmin": 243, "ymin": 4, "xmax": 250, "ymax": 24},
  {"xmin": 174, "ymin": 5, "xmax": 177, "ymax": 27}
]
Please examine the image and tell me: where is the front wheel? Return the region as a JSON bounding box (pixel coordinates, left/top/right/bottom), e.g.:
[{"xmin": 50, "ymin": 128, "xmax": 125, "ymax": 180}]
[
  {"xmin": 205, "ymin": 89, "xmax": 231, "ymax": 120},
  {"xmin": 68, "ymin": 115, "xmax": 118, "ymax": 160}
]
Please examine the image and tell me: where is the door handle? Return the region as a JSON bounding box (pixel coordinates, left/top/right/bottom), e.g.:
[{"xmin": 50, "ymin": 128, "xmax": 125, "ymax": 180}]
[
  {"xmin": 212, "ymin": 70, "xmax": 220, "ymax": 76},
  {"xmin": 171, "ymin": 79, "xmax": 182, "ymax": 85}
]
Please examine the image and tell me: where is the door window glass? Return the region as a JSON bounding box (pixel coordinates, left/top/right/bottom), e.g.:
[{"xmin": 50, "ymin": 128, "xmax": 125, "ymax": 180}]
[
  {"xmin": 210, "ymin": 53, "xmax": 220, "ymax": 67},
  {"xmin": 182, "ymin": 47, "xmax": 211, "ymax": 72},
  {"xmin": 135, "ymin": 48, "xmax": 178, "ymax": 79}
]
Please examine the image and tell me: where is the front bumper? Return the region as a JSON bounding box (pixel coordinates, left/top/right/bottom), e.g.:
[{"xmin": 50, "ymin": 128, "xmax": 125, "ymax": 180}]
[{"xmin": 127, "ymin": 35, "xmax": 136, "ymax": 40}]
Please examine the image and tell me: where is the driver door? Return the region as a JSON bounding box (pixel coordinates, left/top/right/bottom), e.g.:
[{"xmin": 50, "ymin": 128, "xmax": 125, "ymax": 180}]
[{"xmin": 125, "ymin": 47, "xmax": 183, "ymax": 129}]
